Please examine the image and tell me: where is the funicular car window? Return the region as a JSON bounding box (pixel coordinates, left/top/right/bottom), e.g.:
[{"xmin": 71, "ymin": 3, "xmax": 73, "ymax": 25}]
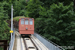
[
  {"xmin": 30, "ymin": 19, "xmax": 33, "ymax": 25},
  {"xmin": 21, "ymin": 18, "xmax": 24, "ymax": 24},
  {"xmin": 25, "ymin": 19, "xmax": 28, "ymax": 25}
]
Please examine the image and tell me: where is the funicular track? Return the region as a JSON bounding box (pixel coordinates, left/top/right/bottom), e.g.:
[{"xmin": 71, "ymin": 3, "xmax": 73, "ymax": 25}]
[
  {"xmin": 10, "ymin": 29, "xmax": 64, "ymax": 50},
  {"xmin": 18, "ymin": 34, "xmax": 40, "ymax": 50},
  {"xmin": 15, "ymin": 31, "xmax": 49, "ymax": 50},
  {"xmin": 23, "ymin": 37, "xmax": 38, "ymax": 50}
]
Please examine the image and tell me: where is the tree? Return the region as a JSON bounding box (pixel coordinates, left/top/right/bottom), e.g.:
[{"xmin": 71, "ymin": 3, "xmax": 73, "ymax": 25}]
[
  {"xmin": 35, "ymin": 2, "xmax": 75, "ymax": 46},
  {"xmin": 26, "ymin": 0, "xmax": 41, "ymax": 18},
  {"xmin": 0, "ymin": 3, "xmax": 10, "ymax": 40},
  {"xmin": 13, "ymin": 0, "xmax": 27, "ymax": 17}
]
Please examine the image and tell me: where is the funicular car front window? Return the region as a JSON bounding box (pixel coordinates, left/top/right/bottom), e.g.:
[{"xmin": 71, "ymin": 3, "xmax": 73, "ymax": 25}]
[
  {"xmin": 25, "ymin": 19, "xmax": 28, "ymax": 25},
  {"xmin": 30, "ymin": 19, "xmax": 33, "ymax": 25},
  {"xmin": 21, "ymin": 18, "xmax": 24, "ymax": 24}
]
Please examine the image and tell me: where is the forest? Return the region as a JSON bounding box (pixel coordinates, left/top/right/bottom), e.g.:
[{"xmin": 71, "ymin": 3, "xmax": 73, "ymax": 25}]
[{"xmin": 0, "ymin": 0, "xmax": 75, "ymax": 50}]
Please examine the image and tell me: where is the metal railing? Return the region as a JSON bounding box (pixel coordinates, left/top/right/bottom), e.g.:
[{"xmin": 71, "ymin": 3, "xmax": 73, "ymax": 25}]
[
  {"xmin": 8, "ymin": 28, "xmax": 15, "ymax": 50},
  {"xmin": 33, "ymin": 32, "xmax": 65, "ymax": 50}
]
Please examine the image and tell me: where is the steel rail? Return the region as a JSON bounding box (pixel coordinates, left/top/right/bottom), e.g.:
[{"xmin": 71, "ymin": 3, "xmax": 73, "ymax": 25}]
[
  {"xmin": 30, "ymin": 36, "xmax": 42, "ymax": 50},
  {"xmin": 30, "ymin": 37, "xmax": 38, "ymax": 50},
  {"xmin": 23, "ymin": 37, "xmax": 38, "ymax": 50},
  {"xmin": 23, "ymin": 38, "xmax": 28, "ymax": 50}
]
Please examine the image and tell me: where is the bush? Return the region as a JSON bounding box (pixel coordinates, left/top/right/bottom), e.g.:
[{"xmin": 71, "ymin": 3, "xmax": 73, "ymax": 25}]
[
  {"xmin": 0, "ymin": 3, "xmax": 10, "ymax": 40},
  {"xmin": 35, "ymin": 2, "xmax": 75, "ymax": 46}
]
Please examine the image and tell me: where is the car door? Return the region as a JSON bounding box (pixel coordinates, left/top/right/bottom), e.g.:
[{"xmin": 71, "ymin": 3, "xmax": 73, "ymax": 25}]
[
  {"xmin": 29, "ymin": 18, "xmax": 34, "ymax": 30},
  {"xmin": 25, "ymin": 18, "xmax": 29, "ymax": 30},
  {"xmin": 20, "ymin": 18, "xmax": 25, "ymax": 30}
]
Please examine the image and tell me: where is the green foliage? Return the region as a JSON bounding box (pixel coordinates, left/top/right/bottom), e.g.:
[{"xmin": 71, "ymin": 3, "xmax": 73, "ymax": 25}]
[
  {"xmin": 0, "ymin": 0, "xmax": 75, "ymax": 49},
  {"xmin": 26, "ymin": 0, "xmax": 41, "ymax": 18},
  {"xmin": 2, "ymin": 1, "xmax": 11, "ymax": 18},
  {"xmin": 0, "ymin": 0, "xmax": 28, "ymax": 18},
  {"xmin": 0, "ymin": 47, "xmax": 3, "ymax": 50},
  {"xmin": 39, "ymin": 6, "xmax": 48, "ymax": 18},
  {"xmin": 35, "ymin": 2, "xmax": 75, "ymax": 46},
  {"xmin": 40, "ymin": 0, "xmax": 73, "ymax": 8},
  {"xmin": 13, "ymin": 0, "xmax": 27, "ymax": 17},
  {"xmin": 13, "ymin": 16, "xmax": 26, "ymax": 21},
  {"xmin": 0, "ymin": 3, "xmax": 10, "ymax": 40}
]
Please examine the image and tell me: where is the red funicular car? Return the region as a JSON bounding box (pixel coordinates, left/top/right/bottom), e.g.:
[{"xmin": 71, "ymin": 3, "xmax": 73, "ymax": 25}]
[{"xmin": 19, "ymin": 18, "xmax": 34, "ymax": 36}]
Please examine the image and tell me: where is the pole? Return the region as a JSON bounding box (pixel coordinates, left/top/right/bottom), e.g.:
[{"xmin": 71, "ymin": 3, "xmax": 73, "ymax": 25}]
[{"xmin": 11, "ymin": 5, "xmax": 13, "ymax": 40}]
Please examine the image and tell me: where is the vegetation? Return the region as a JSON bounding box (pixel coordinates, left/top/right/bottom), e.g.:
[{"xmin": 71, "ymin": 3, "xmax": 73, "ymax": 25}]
[
  {"xmin": 0, "ymin": 0, "xmax": 75, "ymax": 50},
  {"xmin": 0, "ymin": 2, "xmax": 10, "ymax": 40},
  {"xmin": 13, "ymin": 16, "xmax": 26, "ymax": 21},
  {"xmin": 35, "ymin": 2, "xmax": 75, "ymax": 46},
  {"xmin": 26, "ymin": 0, "xmax": 75, "ymax": 49},
  {"xmin": 0, "ymin": 47, "xmax": 3, "ymax": 50},
  {"xmin": 0, "ymin": 2, "xmax": 10, "ymax": 50}
]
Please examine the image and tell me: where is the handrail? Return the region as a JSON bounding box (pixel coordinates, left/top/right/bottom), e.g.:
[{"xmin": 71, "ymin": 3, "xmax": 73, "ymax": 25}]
[
  {"xmin": 34, "ymin": 32, "xmax": 65, "ymax": 50},
  {"xmin": 8, "ymin": 28, "xmax": 15, "ymax": 50}
]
